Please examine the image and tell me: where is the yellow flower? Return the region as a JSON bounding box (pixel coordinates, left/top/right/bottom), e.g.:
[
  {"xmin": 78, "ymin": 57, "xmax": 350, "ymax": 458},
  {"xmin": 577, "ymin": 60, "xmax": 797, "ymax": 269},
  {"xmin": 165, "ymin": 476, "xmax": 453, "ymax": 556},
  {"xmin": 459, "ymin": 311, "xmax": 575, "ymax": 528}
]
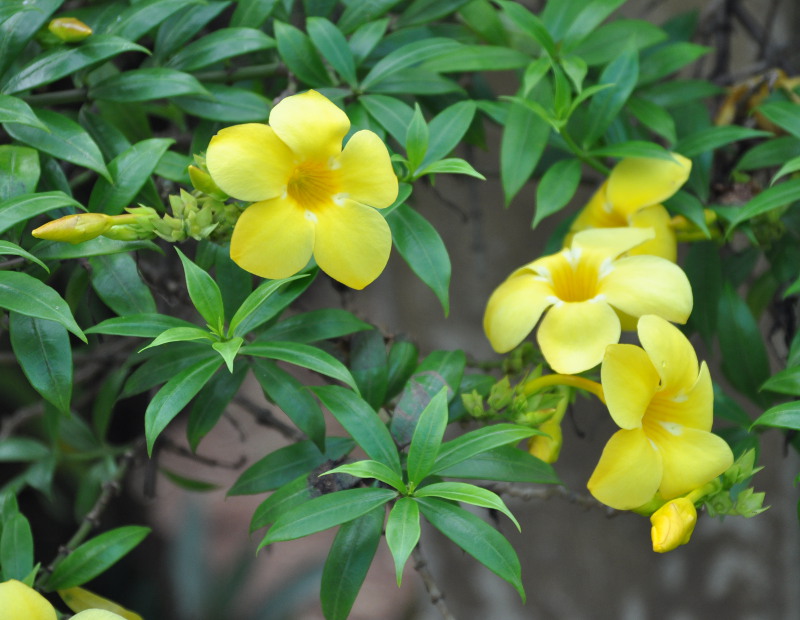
[
  {"xmin": 60, "ymin": 587, "xmax": 142, "ymax": 620},
  {"xmin": 587, "ymin": 315, "xmax": 733, "ymax": 510},
  {"xmin": 483, "ymin": 228, "xmax": 692, "ymax": 374},
  {"xmin": 650, "ymin": 497, "xmax": 698, "ymax": 553},
  {"xmin": 0, "ymin": 579, "xmax": 56, "ymax": 620},
  {"xmin": 569, "ymin": 155, "xmax": 691, "ymax": 262},
  {"xmin": 205, "ymin": 90, "xmax": 398, "ymax": 289}
]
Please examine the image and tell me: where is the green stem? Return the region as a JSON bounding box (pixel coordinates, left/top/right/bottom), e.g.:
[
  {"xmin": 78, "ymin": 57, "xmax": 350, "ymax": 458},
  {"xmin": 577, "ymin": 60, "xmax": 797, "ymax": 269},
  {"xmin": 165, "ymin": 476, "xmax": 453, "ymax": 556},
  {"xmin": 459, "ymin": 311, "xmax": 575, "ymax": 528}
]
[
  {"xmin": 559, "ymin": 129, "xmax": 610, "ymax": 175},
  {"xmin": 521, "ymin": 373, "xmax": 605, "ymax": 404}
]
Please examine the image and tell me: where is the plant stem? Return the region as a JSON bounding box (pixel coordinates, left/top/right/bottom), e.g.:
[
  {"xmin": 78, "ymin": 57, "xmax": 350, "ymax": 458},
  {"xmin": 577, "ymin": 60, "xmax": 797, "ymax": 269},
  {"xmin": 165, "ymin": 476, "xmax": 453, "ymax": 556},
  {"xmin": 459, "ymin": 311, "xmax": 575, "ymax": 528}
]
[
  {"xmin": 559, "ymin": 129, "xmax": 611, "ymax": 175},
  {"xmin": 412, "ymin": 546, "xmax": 456, "ymax": 620},
  {"xmin": 521, "ymin": 373, "xmax": 606, "ymax": 404}
]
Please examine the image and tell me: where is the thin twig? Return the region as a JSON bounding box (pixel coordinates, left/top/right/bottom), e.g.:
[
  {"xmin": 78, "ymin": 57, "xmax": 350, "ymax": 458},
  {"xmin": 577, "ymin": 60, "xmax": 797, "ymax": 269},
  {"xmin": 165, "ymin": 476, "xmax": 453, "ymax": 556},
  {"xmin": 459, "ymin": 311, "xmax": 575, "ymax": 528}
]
[
  {"xmin": 412, "ymin": 545, "xmax": 456, "ymax": 620},
  {"xmin": 486, "ymin": 482, "xmax": 618, "ymax": 515},
  {"xmin": 159, "ymin": 436, "xmax": 247, "ymax": 469},
  {"xmin": 233, "ymin": 393, "xmax": 305, "ymax": 441}
]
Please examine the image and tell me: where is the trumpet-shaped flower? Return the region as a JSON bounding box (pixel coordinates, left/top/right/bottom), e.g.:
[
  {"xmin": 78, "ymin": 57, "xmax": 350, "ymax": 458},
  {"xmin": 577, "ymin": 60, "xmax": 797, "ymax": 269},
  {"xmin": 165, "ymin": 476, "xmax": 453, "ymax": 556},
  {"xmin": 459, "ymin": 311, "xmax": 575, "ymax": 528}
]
[
  {"xmin": 483, "ymin": 228, "xmax": 692, "ymax": 374},
  {"xmin": 587, "ymin": 315, "xmax": 734, "ymax": 510},
  {"xmin": 650, "ymin": 497, "xmax": 697, "ymax": 553},
  {"xmin": 205, "ymin": 90, "xmax": 398, "ymax": 289},
  {"xmin": 569, "ymin": 155, "xmax": 691, "ymax": 262}
]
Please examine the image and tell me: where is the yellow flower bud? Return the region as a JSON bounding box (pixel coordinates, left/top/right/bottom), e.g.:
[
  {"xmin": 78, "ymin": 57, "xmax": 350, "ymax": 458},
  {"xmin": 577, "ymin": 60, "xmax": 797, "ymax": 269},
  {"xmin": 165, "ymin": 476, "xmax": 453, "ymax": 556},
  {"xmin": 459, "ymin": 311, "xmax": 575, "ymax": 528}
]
[
  {"xmin": 47, "ymin": 17, "xmax": 92, "ymax": 42},
  {"xmin": 650, "ymin": 497, "xmax": 697, "ymax": 553},
  {"xmin": 527, "ymin": 416, "xmax": 562, "ymax": 464},
  {"xmin": 0, "ymin": 579, "xmax": 57, "ymax": 620},
  {"xmin": 32, "ymin": 213, "xmax": 113, "ymax": 244}
]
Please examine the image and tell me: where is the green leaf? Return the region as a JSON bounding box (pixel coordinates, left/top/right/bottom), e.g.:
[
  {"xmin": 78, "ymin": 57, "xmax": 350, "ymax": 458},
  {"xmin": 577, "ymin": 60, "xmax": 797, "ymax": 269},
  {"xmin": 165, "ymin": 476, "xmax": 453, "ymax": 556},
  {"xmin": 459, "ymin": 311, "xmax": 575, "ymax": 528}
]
[
  {"xmin": 359, "ymin": 94, "xmax": 414, "ymax": 145},
  {"xmin": 1, "ymin": 512, "xmax": 33, "ymax": 581},
  {"xmin": 32, "ymin": 238, "xmax": 159, "ymax": 260},
  {"xmin": 313, "ymin": 385, "xmax": 401, "ymax": 474},
  {"xmin": 585, "ymin": 47, "xmax": 638, "ymax": 145},
  {"xmin": 415, "ymin": 482, "xmax": 520, "ymax": 530},
  {"xmin": 638, "ymin": 42, "xmax": 710, "ymax": 86},
  {"xmin": 0, "ymin": 145, "xmax": 38, "ymax": 201},
  {"xmin": 89, "ymin": 68, "xmax": 208, "ymax": 102},
  {"xmin": 89, "ymin": 138, "xmax": 173, "ymax": 215},
  {"xmin": 159, "ymin": 468, "xmax": 219, "ymax": 492},
  {"xmin": 320, "ymin": 506, "xmax": 384, "ymax": 620},
  {"xmin": 325, "ymin": 460, "xmax": 406, "ymax": 493},
  {"xmin": 337, "ymin": 0, "xmax": 401, "ymax": 34},
  {"xmin": 4, "ymin": 110, "xmax": 111, "ymax": 182},
  {"xmin": 140, "ymin": 327, "xmax": 213, "ymax": 351},
  {"xmin": 144, "ymin": 356, "xmax": 223, "ymax": 454},
  {"xmin": 229, "ymin": 275, "xmax": 305, "ymax": 337},
  {"xmin": 683, "ymin": 241, "xmax": 721, "ymax": 345},
  {"xmin": 1, "ymin": 35, "xmax": 148, "ymax": 95},
  {"xmin": 397, "ymin": 0, "xmax": 471, "ymax": 27},
  {"xmin": 385, "ymin": 340, "xmax": 419, "ymax": 401},
  {"xmin": 571, "ymin": 19, "xmax": 666, "ymax": 66},
  {"xmin": 407, "ymin": 388, "xmax": 449, "ymax": 488},
  {"xmin": 387, "ymin": 205, "xmax": 451, "ymax": 315},
  {"xmin": 750, "ymin": 401, "xmax": 800, "ymax": 431},
  {"xmin": 212, "ymin": 337, "xmax": 243, "ymax": 373},
  {"xmin": 0, "ymin": 191, "xmax": 83, "ymax": 236},
  {"xmin": 187, "ymin": 361, "xmax": 248, "ymax": 451},
  {"xmin": 307, "ymin": 17, "xmax": 357, "ymax": 86},
  {"xmin": 589, "ymin": 141, "xmax": 674, "ymax": 161},
  {"xmin": 230, "ymin": 0, "xmax": 279, "ymax": 28},
  {"xmin": 0, "ymin": 272, "xmax": 86, "ymax": 342},
  {"xmin": 122, "ymin": 343, "xmax": 216, "ymax": 397},
  {"xmin": 173, "ymin": 84, "xmax": 271, "ymax": 123},
  {"xmin": 758, "ymin": 101, "xmax": 800, "ymax": 139},
  {"xmin": 9, "ymin": 313, "xmax": 72, "ymax": 414},
  {"xmin": 348, "ymin": 18, "xmax": 389, "ymax": 64},
  {"xmin": 154, "ymin": 1, "xmax": 232, "ymax": 61},
  {"xmin": 761, "ymin": 367, "xmax": 800, "ymax": 396},
  {"xmin": 405, "ymin": 104, "xmax": 429, "ymax": 173},
  {"xmin": 243, "ymin": 341, "xmax": 359, "ymax": 392},
  {"xmin": 431, "ymin": 424, "xmax": 538, "ymax": 474},
  {"xmin": 230, "ymin": 437, "xmax": 354, "ymax": 496},
  {"xmin": 250, "ymin": 475, "xmax": 312, "ymax": 532},
  {"xmin": 86, "ymin": 313, "xmax": 197, "ymax": 338},
  {"xmin": 735, "ymin": 136, "xmax": 800, "ymax": 172},
  {"xmin": 0, "ymin": 241, "xmax": 48, "ymax": 272},
  {"xmin": 562, "ymin": 0, "xmax": 627, "ymax": 45},
  {"xmin": 260, "ymin": 488, "xmax": 396, "ymax": 547},
  {"xmin": 498, "ymin": 1, "xmax": 556, "ymax": 57},
  {"xmin": 0, "ymin": 1, "xmax": 59, "ymax": 78},
  {"xmin": 385, "ymin": 498, "xmax": 420, "ymax": 586},
  {"xmin": 639, "ymin": 79, "xmax": 724, "ymax": 108},
  {"xmin": 47, "ymin": 526, "xmax": 150, "ymax": 590},
  {"xmin": 533, "ymin": 158, "xmax": 582, "ymax": 228},
  {"xmin": 726, "ymin": 177, "xmax": 800, "ymax": 233},
  {"xmin": 250, "ymin": 358, "xmax": 327, "ymax": 450},
  {"xmin": 175, "ymin": 248, "xmax": 225, "ymax": 334},
  {"xmin": 360, "ymin": 38, "xmax": 460, "ymax": 91},
  {"xmin": 257, "ymin": 308, "xmax": 370, "ymax": 343},
  {"xmin": 501, "ymin": 96, "xmax": 549, "ymax": 205},
  {"xmin": 0, "ymin": 438, "xmax": 50, "ymax": 462},
  {"xmin": 89, "ymin": 253, "xmax": 158, "ymax": 315},
  {"xmin": 167, "ymin": 27, "xmax": 275, "ymax": 72},
  {"xmin": 366, "ymin": 69, "xmax": 461, "ymax": 95},
  {"xmin": 627, "ymin": 96, "xmax": 677, "ymax": 145},
  {"xmin": 0, "ymin": 95, "xmax": 47, "ymax": 131},
  {"xmin": 676, "ymin": 126, "xmax": 770, "ymax": 159},
  {"xmin": 108, "ymin": 0, "xmax": 200, "ymax": 41},
  {"xmin": 422, "ymin": 45, "xmax": 529, "ymax": 73},
  {"xmin": 273, "ymin": 21, "xmax": 332, "ymax": 87},
  {"xmin": 771, "ymin": 155, "xmax": 800, "ymax": 185},
  {"xmin": 416, "ymin": 497, "xmax": 525, "ymax": 600},
  {"xmin": 349, "ymin": 330, "xmax": 389, "ymax": 409},
  {"xmin": 415, "ymin": 158, "xmax": 485, "ymax": 180},
  {"xmin": 422, "ymin": 101, "xmax": 477, "ymax": 168},
  {"xmin": 233, "ymin": 272, "xmax": 316, "ymax": 335}
]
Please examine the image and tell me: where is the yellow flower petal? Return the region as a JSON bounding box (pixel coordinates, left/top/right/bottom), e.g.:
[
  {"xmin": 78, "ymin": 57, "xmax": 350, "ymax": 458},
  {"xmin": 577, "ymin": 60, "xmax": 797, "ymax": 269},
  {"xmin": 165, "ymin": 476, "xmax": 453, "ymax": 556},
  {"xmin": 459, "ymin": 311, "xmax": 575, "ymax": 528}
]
[
  {"xmin": 269, "ymin": 90, "xmax": 350, "ymax": 161},
  {"xmin": 601, "ymin": 343, "xmax": 660, "ymax": 430},
  {"xmin": 206, "ymin": 124, "xmax": 293, "ymax": 201},
  {"xmin": 0, "ymin": 579, "xmax": 57, "ymax": 620},
  {"xmin": 599, "ymin": 255, "xmax": 692, "ymax": 323},
  {"xmin": 59, "ymin": 587, "xmax": 142, "ymax": 620},
  {"xmin": 337, "ymin": 130, "xmax": 398, "ymax": 208},
  {"xmin": 71, "ymin": 611, "xmax": 127, "ymax": 620},
  {"xmin": 606, "ymin": 154, "xmax": 691, "ymax": 215},
  {"xmin": 637, "ymin": 315, "xmax": 699, "ymax": 396},
  {"xmin": 570, "ymin": 182, "xmax": 626, "ymax": 232},
  {"xmin": 627, "ymin": 204, "xmax": 677, "ymax": 262},
  {"xmin": 230, "ymin": 198, "xmax": 314, "ymax": 279},
  {"xmin": 587, "ymin": 428, "xmax": 663, "ymax": 510},
  {"xmin": 313, "ymin": 199, "xmax": 391, "ymax": 289},
  {"xmin": 651, "ymin": 426, "xmax": 734, "ymax": 500},
  {"xmin": 571, "ymin": 227, "xmax": 654, "ymax": 259},
  {"xmin": 537, "ymin": 300, "xmax": 620, "ymax": 374},
  {"xmin": 656, "ymin": 362, "xmax": 713, "ymax": 430},
  {"xmin": 483, "ymin": 273, "xmax": 555, "ymax": 353}
]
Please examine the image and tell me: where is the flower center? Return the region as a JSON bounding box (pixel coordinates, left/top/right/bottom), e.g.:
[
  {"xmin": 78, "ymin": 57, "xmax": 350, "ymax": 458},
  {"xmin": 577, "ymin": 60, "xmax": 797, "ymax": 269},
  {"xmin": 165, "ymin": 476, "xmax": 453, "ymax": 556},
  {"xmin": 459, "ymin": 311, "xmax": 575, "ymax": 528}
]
[
  {"xmin": 549, "ymin": 250, "xmax": 602, "ymax": 302},
  {"xmin": 287, "ymin": 161, "xmax": 338, "ymax": 211}
]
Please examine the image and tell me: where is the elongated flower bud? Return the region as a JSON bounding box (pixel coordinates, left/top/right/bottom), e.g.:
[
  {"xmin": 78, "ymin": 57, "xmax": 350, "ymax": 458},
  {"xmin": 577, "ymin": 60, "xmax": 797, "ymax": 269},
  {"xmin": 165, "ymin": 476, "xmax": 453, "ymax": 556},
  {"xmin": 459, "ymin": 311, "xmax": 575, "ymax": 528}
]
[
  {"xmin": 32, "ymin": 213, "xmax": 113, "ymax": 244},
  {"xmin": 650, "ymin": 497, "xmax": 697, "ymax": 553},
  {"xmin": 48, "ymin": 17, "xmax": 92, "ymax": 42}
]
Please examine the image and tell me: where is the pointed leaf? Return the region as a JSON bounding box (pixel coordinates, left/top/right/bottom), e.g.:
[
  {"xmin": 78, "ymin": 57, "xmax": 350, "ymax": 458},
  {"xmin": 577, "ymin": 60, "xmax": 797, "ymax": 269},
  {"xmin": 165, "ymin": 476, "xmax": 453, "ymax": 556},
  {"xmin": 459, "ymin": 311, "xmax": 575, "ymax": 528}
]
[
  {"xmin": 0, "ymin": 241, "xmax": 48, "ymax": 272},
  {"xmin": 501, "ymin": 97, "xmax": 549, "ymax": 205},
  {"xmin": 436, "ymin": 444, "xmax": 560, "ymax": 484},
  {"xmin": 407, "ymin": 388, "xmax": 449, "ymax": 487},
  {"xmin": 385, "ymin": 498, "xmax": 420, "ymax": 586},
  {"xmin": 86, "ymin": 313, "xmax": 198, "ymax": 338},
  {"xmin": 307, "ymin": 17, "xmax": 357, "ymax": 85},
  {"xmin": 325, "ymin": 460, "xmax": 406, "ymax": 493},
  {"xmin": 349, "ymin": 329, "xmax": 389, "ymax": 409},
  {"xmin": 0, "ymin": 191, "xmax": 84, "ymax": 236},
  {"xmin": 90, "ymin": 68, "xmax": 208, "ymax": 102},
  {"xmin": 140, "ymin": 327, "xmax": 213, "ymax": 351},
  {"xmin": 243, "ymin": 341, "xmax": 358, "ymax": 392},
  {"xmin": 273, "ymin": 21, "xmax": 332, "ymax": 87},
  {"xmin": 257, "ymin": 308, "xmax": 370, "ymax": 343},
  {"xmin": 166, "ymin": 27, "xmax": 275, "ymax": 72},
  {"xmin": 415, "ymin": 482, "xmax": 520, "ymax": 530},
  {"xmin": 229, "ymin": 275, "xmax": 306, "ymax": 337},
  {"xmin": 585, "ymin": 47, "xmax": 638, "ymax": 145},
  {"xmin": 750, "ymin": 401, "xmax": 800, "ymax": 431},
  {"xmin": 175, "ymin": 248, "xmax": 225, "ymax": 333},
  {"xmin": 0, "ymin": 512, "xmax": 33, "ymax": 581},
  {"xmin": 432, "ymin": 424, "xmax": 541, "ymax": 474},
  {"xmin": 212, "ymin": 337, "xmax": 243, "ymax": 372},
  {"xmin": 533, "ymin": 158, "xmax": 582, "ymax": 228},
  {"xmin": 89, "ymin": 253, "xmax": 158, "ymax": 315},
  {"xmin": 250, "ymin": 475, "xmax": 313, "ymax": 532}
]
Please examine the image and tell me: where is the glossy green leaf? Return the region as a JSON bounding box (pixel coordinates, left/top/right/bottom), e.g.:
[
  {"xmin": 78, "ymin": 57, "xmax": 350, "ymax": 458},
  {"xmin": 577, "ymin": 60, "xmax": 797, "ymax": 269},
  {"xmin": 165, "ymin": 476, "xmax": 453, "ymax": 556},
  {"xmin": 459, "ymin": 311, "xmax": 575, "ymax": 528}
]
[
  {"xmin": 4, "ymin": 110, "xmax": 111, "ymax": 182},
  {"xmin": 243, "ymin": 341, "xmax": 358, "ymax": 392},
  {"xmin": 431, "ymin": 424, "xmax": 538, "ymax": 474},
  {"xmin": 167, "ymin": 27, "xmax": 275, "ymax": 71},
  {"xmin": 422, "ymin": 101, "xmax": 476, "ymax": 168},
  {"xmin": 683, "ymin": 241, "xmax": 721, "ymax": 346},
  {"xmin": 230, "ymin": 0, "xmax": 279, "ymax": 28},
  {"xmin": 260, "ymin": 487, "xmax": 396, "ymax": 547},
  {"xmin": 735, "ymin": 136, "xmax": 800, "ymax": 172},
  {"xmin": 750, "ymin": 401, "xmax": 800, "ymax": 431},
  {"xmin": 347, "ymin": 18, "xmax": 389, "ymax": 64},
  {"xmin": 0, "ymin": 438, "xmax": 50, "ymax": 462},
  {"xmin": 155, "ymin": 1, "xmax": 232, "ymax": 61},
  {"xmin": 407, "ymin": 388, "xmax": 449, "ymax": 488},
  {"xmin": 562, "ymin": 0, "xmax": 627, "ymax": 45},
  {"xmin": 771, "ymin": 155, "xmax": 800, "ymax": 185},
  {"xmin": 422, "ymin": 45, "xmax": 529, "ymax": 72},
  {"xmin": 258, "ymin": 308, "xmax": 370, "ymax": 343},
  {"xmin": 229, "ymin": 437, "xmax": 354, "ymax": 495},
  {"xmin": 757, "ymin": 101, "xmax": 800, "ymax": 139},
  {"xmin": 325, "ymin": 460, "xmax": 406, "ymax": 493},
  {"xmin": 140, "ymin": 327, "xmax": 213, "ymax": 351},
  {"xmin": 571, "ymin": 19, "xmax": 666, "ymax": 66},
  {"xmin": 385, "ymin": 498, "xmax": 420, "ymax": 586},
  {"xmin": 387, "ymin": 205, "xmax": 451, "ymax": 315},
  {"xmin": 251, "ymin": 358, "xmax": 326, "ymax": 448},
  {"xmin": 366, "ymin": 69, "xmax": 461, "ymax": 95},
  {"xmin": 627, "ymin": 96, "xmax": 677, "ymax": 145},
  {"xmin": 676, "ymin": 126, "xmax": 770, "ymax": 159},
  {"xmin": 444, "ymin": 448, "xmax": 558, "ymax": 491},
  {"xmin": 359, "ymin": 94, "xmax": 414, "ymax": 145},
  {"xmin": 415, "ymin": 157, "xmax": 485, "ymax": 180},
  {"xmin": 320, "ymin": 506, "xmax": 384, "ymax": 620},
  {"xmin": 0, "ymin": 0, "xmax": 59, "ymax": 78},
  {"xmin": 33, "ymin": 238, "xmax": 159, "ymax": 260},
  {"xmin": 233, "ymin": 272, "xmax": 316, "ymax": 335},
  {"xmin": 174, "ymin": 84, "xmax": 271, "ymax": 123},
  {"xmin": 187, "ymin": 361, "xmax": 248, "ymax": 451},
  {"xmin": 337, "ymin": 0, "xmax": 400, "ymax": 34},
  {"xmin": 349, "ymin": 329, "xmax": 389, "ymax": 409},
  {"xmin": 122, "ymin": 343, "xmax": 216, "ymax": 398},
  {"xmin": 175, "ymin": 248, "xmax": 225, "ymax": 334},
  {"xmin": 585, "ymin": 47, "xmax": 638, "ymax": 145},
  {"xmin": 726, "ymin": 177, "xmax": 800, "ymax": 233},
  {"xmin": 0, "ymin": 272, "xmax": 86, "ymax": 342},
  {"xmin": 9, "ymin": 312, "xmax": 72, "ymax": 414},
  {"xmin": 499, "ymin": 1, "xmax": 555, "ymax": 57},
  {"xmin": 360, "ymin": 38, "xmax": 460, "ymax": 91},
  {"xmin": 307, "ymin": 17, "xmax": 357, "ymax": 85},
  {"xmin": 638, "ymin": 42, "xmax": 710, "ymax": 86},
  {"xmin": 0, "ymin": 241, "xmax": 48, "ymax": 272},
  {"xmin": 639, "ymin": 79, "xmax": 723, "ymax": 108},
  {"xmin": 250, "ymin": 475, "xmax": 312, "ymax": 532},
  {"xmin": 274, "ymin": 21, "xmax": 332, "ymax": 87},
  {"xmin": 144, "ymin": 356, "xmax": 223, "ymax": 454},
  {"xmin": 415, "ymin": 482, "xmax": 519, "ymax": 530},
  {"xmin": 397, "ymin": 0, "xmax": 471, "ymax": 27},
  {"xmin": 0, "ymin": 191, "xmax": 83, "ymax": 236},
  {"xmin": 229, "ymin": 275, "xmax": 306, "ymax": 337},
  {"xmin": 47, "ymin": 526, "xmax": 150, "ymax": 590},
  {"xmin": 212, "ymin": 337, "xmax": 243, "ymax": 373},
  {"xmin": 1, "ymin": 35, "xmax": 148, "ymax": 95},
  {"xmin": 89, "ymin": 253, "xmax": 158, "ymax": 315},
  {"xmin": 90, "ymin": 68, "xmax": 208, "ymax": 102},
  {"xmin": 108, "ymin": 0, "xmax": 199, "ymax": 41},
  {"xmin": 534, "ymin": 158, "xmax": 582, "ymax": 228},
  {"xmin": 416, "ymin": 497, "xmax": 525, "ymax": 600},
  {"xmin": 405, "ymin": 104, "xmax": 429, "ymax": 173},
  {"xmin": 501, "ymin": 96, "xmax": 549, "ymax": 206},
  {"xmin": 86, "ymin": 313, "xmax": 198, "ymax": 338},
  {"xmin": 0, "ymin": 95, "xmax": 46, "ymax": 129},
  {"xmin": 761, "ymin": 366, "xmax": 800, "ymax": 396},
  {"xmin": 0, "ymin": 512, "xmax": 33, "ymax": 581},
  {"xmin": 589, "ymin": 141, "xmax": 674, "ymax": 161},
  {"xmin": 385, "ymin": 340, "xmax": 419, "ymax": 401},
  {"xmin": 313, "ymin": 385, "xmax": 401, "ymax": 474}
]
